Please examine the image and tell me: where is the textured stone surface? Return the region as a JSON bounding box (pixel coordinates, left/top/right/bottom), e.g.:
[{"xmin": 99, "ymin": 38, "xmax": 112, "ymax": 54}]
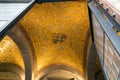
[{"xmin": 20, "ymin": 1, "xmax": 90, "ymax": 79}]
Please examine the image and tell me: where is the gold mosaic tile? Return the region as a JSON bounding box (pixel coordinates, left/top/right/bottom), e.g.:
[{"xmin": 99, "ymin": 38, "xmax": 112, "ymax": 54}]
[
  {"xmin": 0, "ymin": 36, "xmax": 24, "ymax": 69},
  {"xmin": 20, "ymin": 1, "xmax": 90, "ymax": 79}
]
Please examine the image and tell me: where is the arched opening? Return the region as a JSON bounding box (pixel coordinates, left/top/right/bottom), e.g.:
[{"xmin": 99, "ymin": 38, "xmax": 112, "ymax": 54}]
[
  {"xmin": 0, "ymin": 36, "xmax": 25, "ymax": 79},
  {"xmin": 36, "ymin": 64, "xmax": 84, "ymax": 80},
  {"xmin": 0, "ymin": 63, "xmax": 24, "ymax": 80}
]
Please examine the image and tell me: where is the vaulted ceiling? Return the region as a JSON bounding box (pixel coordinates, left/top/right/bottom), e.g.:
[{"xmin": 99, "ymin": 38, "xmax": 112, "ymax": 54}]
[
  {"xmin": 0, "ymin": 1, "xmax": 91, "ymax": 80},
  {"xmin": 0, "ymin": 36, "xmax": 24, "ymax": 69}
]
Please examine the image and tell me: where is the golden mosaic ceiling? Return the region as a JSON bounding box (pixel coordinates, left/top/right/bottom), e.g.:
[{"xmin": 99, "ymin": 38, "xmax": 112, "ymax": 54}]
[
  {"xmin": 0, "ymin": 1, "xmax": 91, "ymax": 80},
  {"xmin": 20, "ymin": 1, "xmax": 90, "ymax": 79},
  {"xmin": 0, "ymin": 36, "xmax": 24, "ymax": 69}
]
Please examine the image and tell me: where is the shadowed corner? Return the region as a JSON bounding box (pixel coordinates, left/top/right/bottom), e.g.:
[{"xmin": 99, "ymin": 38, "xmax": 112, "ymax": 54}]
[{"xmin": 36, "ymin": 0, "xmax": 86, "ymax": 3}]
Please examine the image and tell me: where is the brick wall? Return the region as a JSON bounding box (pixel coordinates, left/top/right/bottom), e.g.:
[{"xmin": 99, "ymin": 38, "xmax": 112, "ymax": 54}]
[{"xmin": 92, "ymin": 14, "xmax": 120, "ymax": 80}]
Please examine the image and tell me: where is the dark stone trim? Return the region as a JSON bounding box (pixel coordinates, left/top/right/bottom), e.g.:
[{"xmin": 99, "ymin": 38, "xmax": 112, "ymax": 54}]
[{"xmin": 87, "ymin": 42, "xmax": 96, "ymax": 80}]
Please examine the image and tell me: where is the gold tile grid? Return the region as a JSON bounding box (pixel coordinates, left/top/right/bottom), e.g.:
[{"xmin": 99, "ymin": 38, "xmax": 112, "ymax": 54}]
[
  {"xmin": 20, "ymin": 1, "xmax": 90, "ymax": 78},
  {"xmin": 0, "ymin": 36, "xmax": 24, "ymax": 70}
]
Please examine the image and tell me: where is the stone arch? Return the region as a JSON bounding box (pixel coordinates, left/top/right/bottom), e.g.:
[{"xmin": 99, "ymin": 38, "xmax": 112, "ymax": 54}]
[
  {"xmin": 0, "ymin": 63, "xmax": 24, "ymax": 80},
  {"xmin": 7, "ymin": 23, "xmax": 37, "ymax": 80},
  {"xmin": 86, "ymin": 37, "xmax": 97, "ymax": 80},
  {"xmin": 35, "ymin": 64, "xmax": 84, "ymax": 80}
]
